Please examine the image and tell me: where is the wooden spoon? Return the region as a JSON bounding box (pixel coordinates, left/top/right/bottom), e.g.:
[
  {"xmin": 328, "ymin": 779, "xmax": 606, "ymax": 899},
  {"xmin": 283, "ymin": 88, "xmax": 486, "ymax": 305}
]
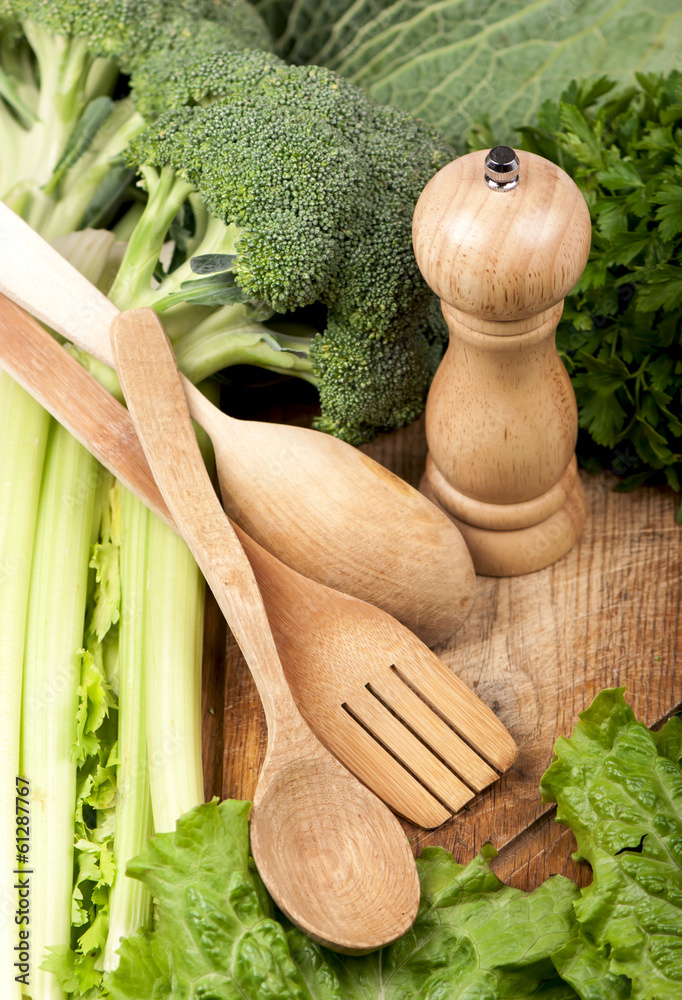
[
  {"xmin": 0, "ymin": 299, "xmax": 518, "ymax": 828},
  {"xmin": 108, "ymin": 307, "xmax": 420, "ymax": 951},
  {"xmin": 0, "ymin": 203, "xmax": 474, "ymax": 646}
]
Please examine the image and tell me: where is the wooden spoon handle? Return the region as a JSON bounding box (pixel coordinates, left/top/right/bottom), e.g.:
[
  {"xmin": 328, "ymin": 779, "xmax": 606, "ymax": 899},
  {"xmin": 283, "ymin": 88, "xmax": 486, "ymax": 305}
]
[
  {"xmin": 0, "ymin": 294, "xmax": 173, "ymax": 527},
  {"xmin": 110, "ymin": 307, "xmax": 296, "ymax": 725}
]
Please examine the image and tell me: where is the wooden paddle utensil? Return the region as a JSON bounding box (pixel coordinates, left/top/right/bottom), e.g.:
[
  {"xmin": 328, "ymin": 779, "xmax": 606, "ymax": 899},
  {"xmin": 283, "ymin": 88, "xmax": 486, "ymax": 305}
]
[
  {"xmin": 0, "ymin": 297, "xmax": 518, "ymax": 829},
  {"xmin": 109, "ymin": 307, "xmax": 420, "ymax": 952},
  {"xmin": 0, "ymin": 202, "xmax": 474, "ymax": 647}
]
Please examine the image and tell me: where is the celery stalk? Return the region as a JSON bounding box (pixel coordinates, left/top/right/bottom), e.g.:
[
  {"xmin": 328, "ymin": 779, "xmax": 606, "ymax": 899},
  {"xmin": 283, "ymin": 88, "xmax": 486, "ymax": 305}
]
[
  {"xmin": 103, "ymin": 488, "xmax": 153, "ymax": 971},
  {"xmin": 145, "ymin": 515, "xmax": 205, "ymax": 833},
  {"xmin": 0, "ymin": 375, "xmax": 49, "ymax": 998},
  {"xmin": 19, "ymin": 421, "xmax": 98, "ymax": 998}
]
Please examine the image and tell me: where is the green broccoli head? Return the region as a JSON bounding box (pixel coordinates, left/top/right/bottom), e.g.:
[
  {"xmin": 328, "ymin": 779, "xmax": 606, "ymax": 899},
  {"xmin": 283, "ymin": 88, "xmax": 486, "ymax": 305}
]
[
  {"xmin": 126, "ymin": 54, "xmax": 453, "ymax": 329},
  {"xmin": 2, "ymin": 1, "xmax": 454, "ymax": 443},
  {"xmin": 128, "ymin": 95, "xmax": 365, "ymax": 312},
  {"xmin": 126, "ymin": 46, "xmax": 454, "ymax": 441},
  {"xmin": 1, "ymin": 0, "xmax": 165, "ymax": 64},
  {"xmin": 2, "ymin": 0, "xmax": 269, "ymax": 72},
  {"xmin": 309, "ymin": 321, "xmax": 432, "ymax": 446},
  {"xmin": 130, "ymin": 26, "xmax": 275, "ymax": 119}
]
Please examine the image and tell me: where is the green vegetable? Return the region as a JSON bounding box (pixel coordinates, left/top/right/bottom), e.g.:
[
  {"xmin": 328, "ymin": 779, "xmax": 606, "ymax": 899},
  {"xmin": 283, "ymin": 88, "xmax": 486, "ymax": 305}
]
[
  {"xmin": 104, "ymin": 800, "xmax": 580, "ymax": 999},
  {"xmin": 98, "ymin": 689, "xmax": 682, "ymax": 1000},
  {"xmin": 0, "ymin": 1, "xmax": 145, "ymax": 241},
  {"xmin": 513, "ymin": 72, "xmax": 682, "ymax": 515},
  {"xmin": 0, "ymin": 376, "xmax": 49, "ymax": 997},
  {"xmin": 102, "ymin": 488, "xmax": 153, "ymax": 972},
  {"xmin": 0, "ymin": 0, "xmax": 458, "ymax": 445},
  {"xmin": 255, "ymin": 0, "xmax": 682, "ymax": 152},
  {"xmin": 19, "ymin": 420, "xmax": 99, "ymax": 998},
  {"xmin": 116, "ymin": 45, "xmax": 454, "ymax": 443},
  {"xmin": 542, "ymin": 688, "xmax": 682, "ymax": 999}
]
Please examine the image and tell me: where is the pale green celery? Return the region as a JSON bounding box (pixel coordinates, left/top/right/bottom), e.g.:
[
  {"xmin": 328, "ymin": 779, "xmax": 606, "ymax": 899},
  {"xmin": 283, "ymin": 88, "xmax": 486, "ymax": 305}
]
[
  {"xmin": 103, "ymin": 488, "xmax": 153, "ymax": 972},
  {"xmin": 20, "ymin": 421, "xmax": 99, "ymax": 998},
  {"xmin": 0, "ymin": 375, "xmax": 50, "ymax": 1000},
  {"xmin": 145, "ymin": 514, "xmax": 205, "ymax": 833}
]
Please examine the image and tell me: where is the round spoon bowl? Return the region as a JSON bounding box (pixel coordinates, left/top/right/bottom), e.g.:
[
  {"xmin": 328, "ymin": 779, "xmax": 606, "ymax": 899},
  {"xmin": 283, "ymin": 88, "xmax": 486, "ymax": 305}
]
[{"xmin": 250, "ymin": 752, "xmax": 420, "ymax": 952}]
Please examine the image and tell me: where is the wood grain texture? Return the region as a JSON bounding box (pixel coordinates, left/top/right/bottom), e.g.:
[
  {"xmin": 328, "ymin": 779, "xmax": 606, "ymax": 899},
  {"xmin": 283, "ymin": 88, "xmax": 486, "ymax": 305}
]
[
  {"xmin": 0, "ymin": 302, "xmax": 501, "ymax": 831},
  {"xmin": 414, "ymin": 148, "xmax": 591, "ymax": 576},
  {"xmin": 113, "ymin": 309, "xmax": 422, "ymax": 952},
  {"xmin": 412, "ymin": 149, "xmax": 591, "ymax": 321},
  {"xmin": 0, "ymin": 185, "xmax": 478, "ymax": 647},
  {"xmin": 215, "ymin": 414, "xmax": 682, "ymax": 892},
  {"xmin": 425, "ymin": 303, "xmax": 579, "ymax": 506}
]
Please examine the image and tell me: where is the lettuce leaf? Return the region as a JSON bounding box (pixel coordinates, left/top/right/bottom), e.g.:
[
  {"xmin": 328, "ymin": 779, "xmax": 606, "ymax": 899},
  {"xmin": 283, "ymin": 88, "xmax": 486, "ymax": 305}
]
[
  {"xmin": 105, "ymin": 799, "xmax": 580, "ymax": 999},
  {"xmin": 541, "ymin": 689, "xmax": 682, "ymax": 999},
  {"xmin": 100, "ymin": 689, "xmax": 682, "ymax": 1000},
  {"xmin": 256, "ymin": 0, "xmax": 682, "ymax": 149}
]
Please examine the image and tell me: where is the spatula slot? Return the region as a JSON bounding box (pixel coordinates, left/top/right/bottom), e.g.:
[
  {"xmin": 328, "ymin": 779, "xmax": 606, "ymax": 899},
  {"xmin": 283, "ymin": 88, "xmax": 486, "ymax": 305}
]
[
  {"xmin": 328, "ymin": 705, "xmax": 452, "ymax": 830},
  {"xmin": 389, "ymin": 656, "xmax": 518, "ymax": 773},
  {"xmin": 370, "ymin": 669, "xmax": 498, "ymax": 793},
  {"xmin": 343, "ymin": 688, "xmax": 475, "ymax": 814}
]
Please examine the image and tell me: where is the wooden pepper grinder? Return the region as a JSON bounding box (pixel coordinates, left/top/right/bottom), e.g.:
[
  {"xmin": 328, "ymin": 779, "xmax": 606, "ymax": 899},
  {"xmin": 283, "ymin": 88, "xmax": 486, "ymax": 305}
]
[{"xmin": 413, "ymin": 146, "xmax": 591, "ymax": 576}]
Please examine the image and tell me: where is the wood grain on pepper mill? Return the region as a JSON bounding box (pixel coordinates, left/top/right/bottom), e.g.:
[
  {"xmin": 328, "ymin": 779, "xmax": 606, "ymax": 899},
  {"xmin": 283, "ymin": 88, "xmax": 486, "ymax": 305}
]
[{"xmin": 413, "ymin": 147, "xmax": 592, "ymax": 575}]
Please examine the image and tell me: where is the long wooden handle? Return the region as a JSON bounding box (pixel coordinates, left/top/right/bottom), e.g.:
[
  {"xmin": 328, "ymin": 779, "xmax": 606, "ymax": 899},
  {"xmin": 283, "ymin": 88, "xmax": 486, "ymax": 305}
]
[
  {"xmin": 0, "ymin": 292, "xmax": 311, "ymax": 708},
  {"xmin": 0, "ymin": 292, "xmax": 295, "ymax": 613},
  {"xmin": 0, "ymin": 294, "xmax": 173, "ymax": 526},
  {"xmin": 110, "ymin": 308, "xmax": 297, "ymax": 724},
  {"xmin": 0, "ymin": 203, "xmax": 218, "ymax": 431}
]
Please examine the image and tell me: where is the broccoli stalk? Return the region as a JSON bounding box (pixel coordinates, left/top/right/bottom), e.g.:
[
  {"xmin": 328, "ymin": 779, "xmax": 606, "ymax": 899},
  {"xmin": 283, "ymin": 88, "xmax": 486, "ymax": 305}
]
[
  {"xmin": 3, "ymin": 0, "xmax": 452, "ymax": 441},
  {"xmin": 120, "ymin": 40, "xmax": 455, "ymax": 442},
  {"xmin": 0, "ymin": 14, "xmax": 143, "ymax": 240},
  {"xmin": 105, "ymin": 164, "xmax": 318, "ymax": 386}
]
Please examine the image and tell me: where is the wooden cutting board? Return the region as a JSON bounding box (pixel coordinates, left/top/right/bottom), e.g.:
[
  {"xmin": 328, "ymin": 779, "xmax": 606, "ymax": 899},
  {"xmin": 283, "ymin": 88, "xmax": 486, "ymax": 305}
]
[{"xmin": 201, "ymin": 409, "xmax": 682, "ymax": 892}]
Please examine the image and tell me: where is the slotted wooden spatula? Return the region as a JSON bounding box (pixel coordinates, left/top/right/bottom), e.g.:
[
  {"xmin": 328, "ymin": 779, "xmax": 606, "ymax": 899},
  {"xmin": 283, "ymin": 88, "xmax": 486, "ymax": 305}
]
[{"xmin": 0, "ymin": 299, "xmax": 518, "ymax": 828}]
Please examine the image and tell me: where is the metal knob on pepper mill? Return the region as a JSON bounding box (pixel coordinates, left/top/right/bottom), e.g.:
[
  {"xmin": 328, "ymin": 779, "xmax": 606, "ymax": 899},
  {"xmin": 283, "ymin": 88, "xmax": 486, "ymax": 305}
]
[{"xmin": 412, "ymin": 145, "xmax": 592, "ymax": 576}]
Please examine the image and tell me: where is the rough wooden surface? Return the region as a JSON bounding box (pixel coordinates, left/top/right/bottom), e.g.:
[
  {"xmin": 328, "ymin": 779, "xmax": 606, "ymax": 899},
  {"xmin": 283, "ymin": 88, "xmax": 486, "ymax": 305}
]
[{"xmin": 204, "ymin": 408, "xmax": 682, "ymax": 892}]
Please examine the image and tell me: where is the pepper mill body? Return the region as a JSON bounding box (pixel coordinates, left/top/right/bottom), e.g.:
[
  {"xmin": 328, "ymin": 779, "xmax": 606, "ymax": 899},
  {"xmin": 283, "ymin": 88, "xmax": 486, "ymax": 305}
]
[{"xmin": 413, "ymin": 148, "xmax": 592, "ymax": 576}]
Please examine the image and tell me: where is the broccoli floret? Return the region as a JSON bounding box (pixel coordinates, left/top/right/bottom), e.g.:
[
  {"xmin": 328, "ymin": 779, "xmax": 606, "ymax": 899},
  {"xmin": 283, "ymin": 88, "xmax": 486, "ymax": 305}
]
[
  {"xmin": 310, "ymin": 322, "xmax": 432, "ymax": 446},
  {"xmin": 122, "ymin": 46, "xmax": 454, "ymax": 441},
  {"xmin": 0, "ymin": 0, "xmax": 269, "ymax": 236},
  {"xmin": 127, "ymin": 95, "xmax": 364, "ymax": 310},
  {"xmin": 0, "ymin": 1, "xmax": 157, "ymax": 236},
  {"xmin": 3, "ymin": 0, "xmax": 163, "ymax": 63}
]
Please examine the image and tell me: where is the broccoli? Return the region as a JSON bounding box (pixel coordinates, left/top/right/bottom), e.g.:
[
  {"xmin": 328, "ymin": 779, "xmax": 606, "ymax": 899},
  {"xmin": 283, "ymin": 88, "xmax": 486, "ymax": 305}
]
[
  {"xmin": 120, "ymin": 44, "xmax": 454, "ymax": 441},
  {"xmin": 0, "ymin": 0, "xmax": 454, "ymax": 444},
  {"xmin": 0, "ymin": 1, "xmax": 152, "ymax": 238}
]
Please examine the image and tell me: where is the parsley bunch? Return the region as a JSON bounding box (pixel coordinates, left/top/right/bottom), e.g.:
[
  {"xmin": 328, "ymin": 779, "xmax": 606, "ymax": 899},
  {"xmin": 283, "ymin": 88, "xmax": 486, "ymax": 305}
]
[{"xmin": 513, "ymin": 73, "xmax": 682, "ymax": 516}]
